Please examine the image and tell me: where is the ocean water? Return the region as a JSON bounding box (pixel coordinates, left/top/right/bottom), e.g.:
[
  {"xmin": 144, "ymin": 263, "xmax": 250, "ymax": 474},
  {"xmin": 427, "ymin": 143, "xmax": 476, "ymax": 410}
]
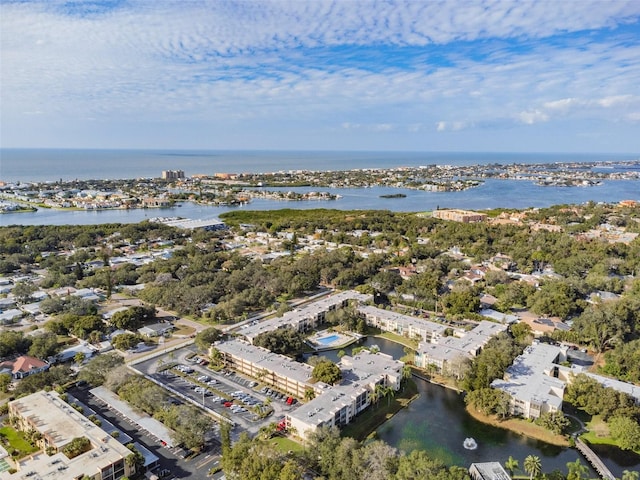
[
  {"xmin": 1, "ymin": 149, "xmax": 638, "ymax": 183},
  {"xmin": 1, "ymin": 149, "xmax": 639, "ymax": 226}
]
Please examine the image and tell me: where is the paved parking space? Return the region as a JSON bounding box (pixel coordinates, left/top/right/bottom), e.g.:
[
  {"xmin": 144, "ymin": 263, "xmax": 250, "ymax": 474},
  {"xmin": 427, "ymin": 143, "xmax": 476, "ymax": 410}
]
[{"xmin": 136, "ymin": 347, "xmax": 302, "ymax": 439}]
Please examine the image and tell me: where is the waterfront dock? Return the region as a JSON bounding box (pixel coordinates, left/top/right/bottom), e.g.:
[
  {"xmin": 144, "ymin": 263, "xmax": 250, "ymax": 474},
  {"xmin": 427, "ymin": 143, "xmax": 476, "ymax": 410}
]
[{"xmin": 575, "ymin": 437, "xmax": 616, "ymax": 480}]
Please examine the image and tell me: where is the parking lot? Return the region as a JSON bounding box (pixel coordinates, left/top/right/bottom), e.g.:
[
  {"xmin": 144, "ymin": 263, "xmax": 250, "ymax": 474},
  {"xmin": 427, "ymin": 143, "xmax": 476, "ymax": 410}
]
[{"xmin": 133, "ymin": 346, "xmax": 300, "ymax": 439}]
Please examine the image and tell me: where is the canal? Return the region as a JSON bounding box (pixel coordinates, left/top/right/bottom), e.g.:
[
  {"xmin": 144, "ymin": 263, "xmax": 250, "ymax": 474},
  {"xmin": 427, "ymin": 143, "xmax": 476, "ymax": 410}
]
[{"xmin": 312, "ymin": 336, "xmax": 639, "ymax": 477}]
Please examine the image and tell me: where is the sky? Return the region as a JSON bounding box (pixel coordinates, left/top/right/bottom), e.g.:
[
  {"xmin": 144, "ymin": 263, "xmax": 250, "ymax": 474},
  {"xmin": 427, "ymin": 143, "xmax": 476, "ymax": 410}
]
[{"xmin": 1, "ymin": 0, "xmax": 640, "ymax": 153}]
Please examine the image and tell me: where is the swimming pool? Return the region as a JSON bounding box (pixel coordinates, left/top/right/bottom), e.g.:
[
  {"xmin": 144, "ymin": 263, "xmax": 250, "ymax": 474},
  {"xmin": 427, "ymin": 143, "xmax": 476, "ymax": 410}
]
[{"xmin": 316, "ymin": 334, "xmax": 340, "ymax": 345}]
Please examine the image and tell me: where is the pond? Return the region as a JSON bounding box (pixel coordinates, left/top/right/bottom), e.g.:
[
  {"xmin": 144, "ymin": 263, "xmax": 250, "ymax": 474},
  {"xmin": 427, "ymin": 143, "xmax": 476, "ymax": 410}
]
[{"xmin": 313, "ymin": 336, "xmax": 640, "ymax": 478}]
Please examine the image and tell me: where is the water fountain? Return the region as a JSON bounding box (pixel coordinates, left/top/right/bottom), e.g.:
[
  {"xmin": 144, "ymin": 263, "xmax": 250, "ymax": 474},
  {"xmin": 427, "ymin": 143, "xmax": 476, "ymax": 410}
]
[{"xmin": 463, "ymin": 437, "xmax": 478, "ymax": 450}]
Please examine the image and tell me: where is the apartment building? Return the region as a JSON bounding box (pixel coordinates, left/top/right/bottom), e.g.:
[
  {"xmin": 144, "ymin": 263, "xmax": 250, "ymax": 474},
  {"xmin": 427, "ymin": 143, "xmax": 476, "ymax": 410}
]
[
  {"xmin": 161, "ymin": 170, "xmax": 185, "ymax": 180},
  {"xmin": 432, "ymin": 209, "xmax": 487, "ymax": 223},
  {"xmin": 415, "ymin": 321, "xmax": 507, "ymax": 375},
  {"xmin": 491, "ymin": 342, "xmax": 567, "ymax": 419},
  {"xmin": 286, "ymin": 350, "xmax": 404, "ymax": 440},
  {"xmin": 242, "ymin": 290, "xmax": 372, "ymax": 344},
  {"xmin": 215, "ymin": 339, "xmax": 316, "ymax": 398},
  {"xmin": 358, "ymin": 305, "xmax": 448, "ymax": 343},
  {"xmin": 214, "ymin": 337, "xmax": 404, "ymax": 440},
  {"xmin": 5, "ymin": 391, "xmax": 134, "ymax": 480}
]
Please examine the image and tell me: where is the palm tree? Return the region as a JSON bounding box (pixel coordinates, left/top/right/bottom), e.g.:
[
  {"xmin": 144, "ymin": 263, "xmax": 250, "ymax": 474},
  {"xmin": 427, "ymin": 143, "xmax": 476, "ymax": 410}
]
[
  {"xmin": 304, "ymin": 388, "xmax": 315, "ymax": 402},
  {"xmin": 259, "ymin": 422, "xmax": 278, "ymax": 439},
  {"xmin": 373, "ymin": 384, "xmax": 386, "ymax": 408},
  {"xmin": 622, "ymin": 471, "xmax": 640, "ymax": 480},
  {"xmin": 566, "ymin": 458, "xmax": 588, "ymax": 480},
  {"xmin": 523, "ymin": 455, "xmax": 541, "ymax": 480},
  {"xmin": 504, "ymin": 456, "xmax": 519, "ymax": 476},
  {"xmin": 369, "ymin": 388, "xmax": 380, "ymax": 408},
  {"xmin": 401, "ymin": 364, "xmax": 412, "ymax": 390},
  {"xmin": 383, "ymin": 386, "xmax": 395, "ymax": 407}
]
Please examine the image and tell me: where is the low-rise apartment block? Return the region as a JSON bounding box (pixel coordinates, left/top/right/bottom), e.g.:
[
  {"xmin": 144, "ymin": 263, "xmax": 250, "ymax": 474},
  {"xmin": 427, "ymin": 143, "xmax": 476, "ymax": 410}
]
[
  {"xmin": 358, "ymin": 305, "xmax": 507, "ymax": 376},
  {"xmin": 242, "ymin": 290, "xmax": 372, "ymax": 344},
  {"xmin": 5, "ymin": 391, "xmax": 134, "ymax": 480},
  {"xmin": 432, "ymin": 209, "xmax": 487, "ymax": 223},
  {"xmin": 286, "ymin": 350, "xmax": 404, "ymax": 440},
  {"xmin": 415, "ymin": 321, "xmax": 507, "ymax": 375},
  {"xmin": 215, "ymin": 339, "xmax": 315, "ymax": 398},
  {"xmin": 491, "ymin": 342, "xmax": 567, "ymax": 419},
  {"xmin": 358, "ymin": 305, "xmax": 448, "ymax": 343}
]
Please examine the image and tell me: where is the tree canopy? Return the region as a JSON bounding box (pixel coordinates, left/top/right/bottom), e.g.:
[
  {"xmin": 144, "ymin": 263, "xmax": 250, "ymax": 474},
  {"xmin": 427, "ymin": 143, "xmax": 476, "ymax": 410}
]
[
  {"xmin": 254, "ymin": 327, "xmax": 305, "ymax": 357},
  {"xmin": 312, "ymin": 360, "xmax": 342, "ymax": 385}
]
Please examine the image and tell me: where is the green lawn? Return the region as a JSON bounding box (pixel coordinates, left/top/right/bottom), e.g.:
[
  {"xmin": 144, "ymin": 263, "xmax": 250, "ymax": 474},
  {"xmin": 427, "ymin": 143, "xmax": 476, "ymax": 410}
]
[
  {"xmin": 375, "ymin": 332, "xmax": 419, "ymax": 350},
  {"xmin": 0, "ymin": 426, "xmax": 39, "ymax": 457},
  {"xmin": 581, "ymin": 416, "xmax": 640, "ymax": 455},
  {"xmin": 340, "ymin": 380, "xmax": 419, "ymax": 441},
  {"xmin": 269, "ymin": 436, "xmax": 305, "ymax": 453}
]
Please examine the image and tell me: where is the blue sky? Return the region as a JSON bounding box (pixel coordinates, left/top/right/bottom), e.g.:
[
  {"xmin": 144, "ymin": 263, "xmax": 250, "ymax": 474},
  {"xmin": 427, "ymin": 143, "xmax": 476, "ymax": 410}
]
[{"xmin": 1, "ymin": 0, "xmax": 639, "ymax": 153}]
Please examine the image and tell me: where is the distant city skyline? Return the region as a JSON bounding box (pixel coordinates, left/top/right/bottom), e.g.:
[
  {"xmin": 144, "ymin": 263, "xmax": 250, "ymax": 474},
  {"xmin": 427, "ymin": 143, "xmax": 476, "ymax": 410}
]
[{"xmin": 1, "ymin": 0, "xmax": 639, "ymax": 153}]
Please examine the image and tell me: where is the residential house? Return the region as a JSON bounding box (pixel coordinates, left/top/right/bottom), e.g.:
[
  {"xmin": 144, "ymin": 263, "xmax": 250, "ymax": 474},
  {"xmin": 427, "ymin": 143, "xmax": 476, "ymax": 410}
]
[
  {"xmin": 137, "ymin": 323, "xmax": 173, "ymax": 338},
  {"xmin": 0, "ymin": 355, "xmax": 49, "ymax": 379}
]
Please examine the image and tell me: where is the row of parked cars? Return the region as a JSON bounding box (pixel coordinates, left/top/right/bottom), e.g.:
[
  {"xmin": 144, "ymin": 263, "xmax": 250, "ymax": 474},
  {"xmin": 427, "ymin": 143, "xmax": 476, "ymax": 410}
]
[
  {"xmin": 231, "ymin": 390, "xmax": 263, "ymax": 409},
  {"xmin": 260, "ymin": 386, "xmax": 296, "ymax": 405}
]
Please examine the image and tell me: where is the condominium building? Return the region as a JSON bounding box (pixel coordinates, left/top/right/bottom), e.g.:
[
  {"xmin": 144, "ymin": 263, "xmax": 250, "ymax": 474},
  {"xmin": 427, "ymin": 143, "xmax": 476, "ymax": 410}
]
[
  {"xmin": 359, "ymin": 305, "xmax": 507, "ymax": 376},
  {"xmin": 358, "ymin": 305, "xmax": 448, "ymax": 343},
  {"xmin": 161, "ymin": 170, "xmax": 185, "ymax": 180},
  {"xmin": 215, "ymin": 339, "xmax": 316, "ymax": 398},
  {"xmin": 432, "ymin": 209, "xmax": 487, "ymax": 223},
  {"xmin": 559, "ymin": 365, "xmax": 640, "ymax": 405},
  {"xmin": 5, "ymin": 391, "xmax": 134, "ymax": 480},
  {"xmin": 491, "ymin": 342, "xmax": 567, "ymax": 419},
  {"xmin": 286, "ymin": 350, "xmax": 404, "ymax": 440},
  {"xmin": 415, "ymin": 320, "xmax": 508, "ymax": 375},
  {"xmin": 242, "ymin": 290, "xmax": 372, "ymax": 344}
]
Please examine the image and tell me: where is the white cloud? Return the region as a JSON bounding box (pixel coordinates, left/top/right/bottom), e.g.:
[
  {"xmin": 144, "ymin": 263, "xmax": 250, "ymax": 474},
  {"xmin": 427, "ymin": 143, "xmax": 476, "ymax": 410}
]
[
  {"xmin": 543, "ymin": 98, "xmax": 581, "ymax": 112},
  {"xmin": 598, "ymin": 95, "xmax": 636, "ymax": 108},
  {"xmin": 436, "ymin": 121, "xmax": 470, "ymax": 131},
  {"xmin": 1, "ymin": 1, "xmax": 639, "ymax": 151},
  {"xmin": 517, "ymin": 110, "xmax": 549, "ymax": 125}
]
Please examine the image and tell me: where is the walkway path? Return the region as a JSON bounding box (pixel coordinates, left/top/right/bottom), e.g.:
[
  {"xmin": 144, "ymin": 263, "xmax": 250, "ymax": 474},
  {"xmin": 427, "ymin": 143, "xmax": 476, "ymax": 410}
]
[{"xmin": 574, "ymin": 437, "xmax": 616, "ymax": 480}]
